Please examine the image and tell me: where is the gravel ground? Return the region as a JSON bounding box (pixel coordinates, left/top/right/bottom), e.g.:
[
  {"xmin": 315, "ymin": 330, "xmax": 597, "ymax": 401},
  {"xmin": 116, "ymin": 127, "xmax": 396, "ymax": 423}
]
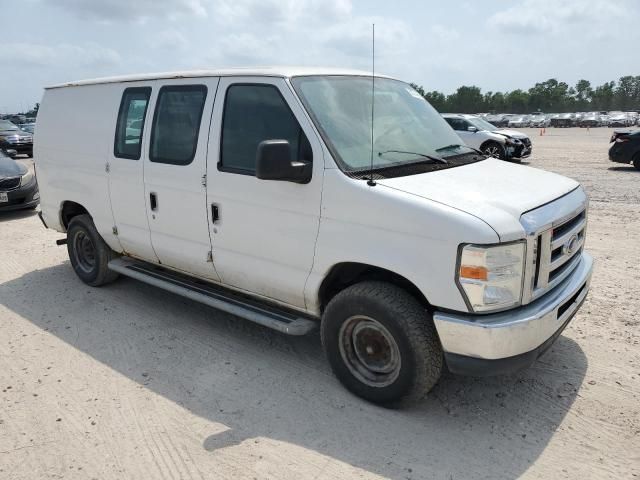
[{"xmin": 0, "ymin": 127, "xmax": 638, "ymax": 479}]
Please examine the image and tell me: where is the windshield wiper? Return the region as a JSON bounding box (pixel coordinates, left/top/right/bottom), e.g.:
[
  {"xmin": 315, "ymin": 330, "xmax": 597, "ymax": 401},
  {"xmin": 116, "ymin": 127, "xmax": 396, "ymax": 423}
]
[
  {"xmin": 378, "ymin": 150, "xmax": 448, "ymax": 164},
  {"xmin": 435, "ymin": 144, "xmax": 484, "ymax": 156}
]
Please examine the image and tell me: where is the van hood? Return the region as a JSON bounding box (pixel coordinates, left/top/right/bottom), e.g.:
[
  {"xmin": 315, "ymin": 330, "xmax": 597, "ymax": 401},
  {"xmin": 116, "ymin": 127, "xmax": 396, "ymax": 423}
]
[{"xmin": 376, "ymin": 158, "xmax": 579, "ymax": 241}]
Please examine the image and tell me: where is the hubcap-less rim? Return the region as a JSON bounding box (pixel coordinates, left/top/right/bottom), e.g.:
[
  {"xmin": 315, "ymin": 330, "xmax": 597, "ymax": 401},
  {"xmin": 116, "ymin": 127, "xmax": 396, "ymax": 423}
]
[
  {"xmin": 484, "ymin": 145, "xmax": 501, "ymax": 158},
  {"xmin": 73, "ymin": 231, "xmax": 96, "ymax": 274},
  {"xmin": 338, "ymin": 316, "xmax": 401, "ymax": 387}
]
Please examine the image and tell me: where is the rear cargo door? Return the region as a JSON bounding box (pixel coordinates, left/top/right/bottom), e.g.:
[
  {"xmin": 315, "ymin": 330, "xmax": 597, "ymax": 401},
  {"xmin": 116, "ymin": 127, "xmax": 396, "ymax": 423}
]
[{"xmin": 142, "ymin": 77, "xmax": 221, "ymax": 281}]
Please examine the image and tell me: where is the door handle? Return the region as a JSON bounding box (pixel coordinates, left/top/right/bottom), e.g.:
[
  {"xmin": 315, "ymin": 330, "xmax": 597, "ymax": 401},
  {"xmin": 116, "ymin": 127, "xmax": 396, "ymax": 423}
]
[
  {"xmin": 211, "ymin": 203, "xmax": 219, "ymax": 223},
  {"xmin": 150, "ymin": 192, "xmax": 158, "ymax": 211}
]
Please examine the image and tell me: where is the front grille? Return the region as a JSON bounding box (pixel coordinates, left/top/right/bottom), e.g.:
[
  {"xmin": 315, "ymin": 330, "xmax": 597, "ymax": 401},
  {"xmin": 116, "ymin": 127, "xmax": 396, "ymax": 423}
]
[
  {"xmin": 0, "ymin": 177, "xmax": 20, "ymax": 191},
  {"xmin": 532, "ymin": 208, "xmax": 586, "ymax": 298},
  {"xmin": 520, "ymin": 187, "xmax": 588, "ymax": 304}
]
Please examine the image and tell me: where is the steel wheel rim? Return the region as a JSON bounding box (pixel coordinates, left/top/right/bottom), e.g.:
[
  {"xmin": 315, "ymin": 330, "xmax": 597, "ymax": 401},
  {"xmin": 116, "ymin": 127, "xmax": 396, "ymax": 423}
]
[
  {"xmin": 73, "ymin": 231, "xmax": 96, "ymax": 274},
  {"xmin": 338, "ymin": 315, "xmax": 401, "ymax": 388}
]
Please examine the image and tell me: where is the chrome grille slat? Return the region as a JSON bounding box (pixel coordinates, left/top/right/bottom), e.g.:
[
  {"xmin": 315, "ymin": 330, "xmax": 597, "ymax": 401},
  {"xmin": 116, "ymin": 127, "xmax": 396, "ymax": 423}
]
[
  {"xmin": 549, "ymin": 235, "xmax": 585, "ymax": 271},
  {"xmin": 547, "ymin": 248, "xmax": 583, "ymax": 289},
  {"xmin": 551, "ymin": 217, "xmax": 587, "ymax": 250}
]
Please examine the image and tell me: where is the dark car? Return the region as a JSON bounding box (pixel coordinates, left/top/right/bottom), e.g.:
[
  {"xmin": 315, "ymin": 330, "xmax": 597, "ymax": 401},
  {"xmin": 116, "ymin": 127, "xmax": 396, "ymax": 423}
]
[
  {"xmin": 609, "ymin": 129, "xmax": 640, "ymax": 170},
  {"xmin": 0, "ymin": 119, "xmax": 33, "ymax": 157},
  {"xmin": 0, "ymin": 149, "xmax": 39, "ymax": 211},
  {"xmin": 550, "ymin": 113, "xmax": 576, "ymax": 128}
]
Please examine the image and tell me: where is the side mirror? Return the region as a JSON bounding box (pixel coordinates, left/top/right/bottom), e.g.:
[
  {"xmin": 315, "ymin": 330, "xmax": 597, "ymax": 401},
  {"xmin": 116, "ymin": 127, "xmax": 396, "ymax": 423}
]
[
  {"xmin": 467, "ymin": 126, "xmax": 478, "ymax": 132},
  {"xmin": 255, "ymin": 140, "xmax": 311, "ymax": 184}
]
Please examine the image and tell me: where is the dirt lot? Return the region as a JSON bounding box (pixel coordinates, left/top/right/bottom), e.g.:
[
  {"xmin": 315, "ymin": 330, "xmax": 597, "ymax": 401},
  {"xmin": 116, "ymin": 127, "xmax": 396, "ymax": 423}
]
[{"xmin": 1, "ymin": 127, "xmax": 638, "ymax": 479}]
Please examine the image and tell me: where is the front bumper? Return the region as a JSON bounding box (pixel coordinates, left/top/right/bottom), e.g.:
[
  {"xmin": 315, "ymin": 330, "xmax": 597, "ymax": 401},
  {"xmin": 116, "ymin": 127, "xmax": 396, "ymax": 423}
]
[
  {"xmin": 0, "ymin": 180, "xmax": 39, "ymax": 211},
  {"xmin": 433, "ymin": 251, "xmax": 593, "ymax": 376},
  {"xmin": 608, "ymin": 143, "xmax": 633, "ymax": 164}
]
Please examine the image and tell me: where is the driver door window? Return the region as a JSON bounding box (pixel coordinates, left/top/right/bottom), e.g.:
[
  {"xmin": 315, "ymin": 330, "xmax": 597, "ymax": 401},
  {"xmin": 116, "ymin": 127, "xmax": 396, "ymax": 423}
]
[{"xmin": 219, "ymin": 84, "xmax": 312, "ymax": 175}]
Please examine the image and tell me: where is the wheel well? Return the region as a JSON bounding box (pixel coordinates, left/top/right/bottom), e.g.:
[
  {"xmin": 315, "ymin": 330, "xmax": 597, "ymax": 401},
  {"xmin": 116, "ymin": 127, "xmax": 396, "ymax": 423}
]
[
  {"xmin": 60, "ymin": 201, "xmax": 89, "ymax": 229},
  {"xmin": 480, "ymin": 139, "xmax": 502, "ymax": 151},
  {"xmin": 318, "ymin": 262, "xmax": 430, "ymax": 312}
]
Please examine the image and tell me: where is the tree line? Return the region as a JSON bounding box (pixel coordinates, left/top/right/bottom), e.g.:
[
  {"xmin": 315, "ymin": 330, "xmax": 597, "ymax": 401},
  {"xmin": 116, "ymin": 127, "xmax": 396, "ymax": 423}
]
[{"xmin": 410, "ymin": 76, "xmax": 640, "ymax": 114}]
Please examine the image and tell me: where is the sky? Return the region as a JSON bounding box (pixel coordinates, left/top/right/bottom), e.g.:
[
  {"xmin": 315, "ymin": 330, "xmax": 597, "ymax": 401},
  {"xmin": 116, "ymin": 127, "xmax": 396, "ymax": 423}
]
[{"xmin": 1, "ymin": 0, "xmax": 639, "ymax": 113}]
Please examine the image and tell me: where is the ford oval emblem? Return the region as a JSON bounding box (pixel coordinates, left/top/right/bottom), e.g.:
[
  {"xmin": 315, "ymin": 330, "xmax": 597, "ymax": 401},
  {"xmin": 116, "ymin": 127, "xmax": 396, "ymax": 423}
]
[{"xmin": 563, "ymin": 234, "xmax": 580, "ymax": 256}]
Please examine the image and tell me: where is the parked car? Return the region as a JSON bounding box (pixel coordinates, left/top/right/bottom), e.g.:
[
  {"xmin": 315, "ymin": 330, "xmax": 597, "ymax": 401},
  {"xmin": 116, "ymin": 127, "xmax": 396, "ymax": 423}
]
[
  {"xmin": 508, "ymin": 115, "xmax": 530, "ymax": 128},
  {"xmin": 579, "ymin": 112, "xmax": 602, "ymax": 128},
  {"xmin": 35, "ymin": 68, "xmax": 592, "ymax": 405},
  {"xmin": 530, "ymin": 113, "xmax": 550, "ymax": 128},
  {"xmin": 609, "ymin": 129, "xmax": 640, "ymax": 170},
  {"xmin": 0, "ymin": 120, "xmax": 33, "ymax": 156},
  {"xmin": 442, "ymin": 113, "xmax": 532, "ymax": 160},
  {"xmin": 607, "ymin": 112, "xmax": 632, "ymax": 128},
  {"xmin": 551, "ymin": 113, "xmax": 576, "ymax": 128},
  {"xmin": 485, "ymin": 113, "xmax": 510, "ymax": 128},
  {"xmin": 0, "ymin": 148, "xmax": 39, "ymax": 211}
]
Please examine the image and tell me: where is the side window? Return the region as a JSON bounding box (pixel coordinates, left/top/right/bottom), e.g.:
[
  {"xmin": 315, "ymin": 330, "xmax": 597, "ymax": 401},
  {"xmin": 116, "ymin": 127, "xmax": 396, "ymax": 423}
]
[
  {"xmin": 149, "ymin": 85, "xmax": 207, "ymax": 165},
  {"xmin": 220, "ymin": 84, "xmax": 312, "ymax": 174},
  {"xmin": 114, "ymin": 87, "xmax": 151, "ymax": 159},
  {"xmin": 446, "ymin": 118, "xmax": 465, "ymax": 131}
]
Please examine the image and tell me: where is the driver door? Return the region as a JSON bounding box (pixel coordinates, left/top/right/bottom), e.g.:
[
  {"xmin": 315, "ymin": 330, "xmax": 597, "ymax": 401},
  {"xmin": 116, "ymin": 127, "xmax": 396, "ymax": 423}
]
[{"xmin": 205, "ymin": 77, "xmax": 324, "ymax": 309}]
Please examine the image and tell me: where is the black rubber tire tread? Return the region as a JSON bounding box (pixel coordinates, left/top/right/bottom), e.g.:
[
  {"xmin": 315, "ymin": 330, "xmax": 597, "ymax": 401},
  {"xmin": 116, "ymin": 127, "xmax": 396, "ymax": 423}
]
[
  {"xmin": 633, "ymin": 153, "xmax": 640, "ymax": 171},
  {"xmin": 481, "ymin": 141, "xmax": 506, "ymax": 160},
  {"xmin": 321, "ymin": 281, "xmax": 443, "ymax": 407},
  {"xmin": 67, "ymin": 214, "xmax": 119, "ymax": 287}
]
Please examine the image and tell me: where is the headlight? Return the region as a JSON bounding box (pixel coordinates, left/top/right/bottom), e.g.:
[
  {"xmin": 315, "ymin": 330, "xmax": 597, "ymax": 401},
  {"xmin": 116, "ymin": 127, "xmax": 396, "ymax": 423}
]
[
  {"xmin": 457, "ymin": 242, "xmax": 525, "ymax": 312},
  {"xmin": 21, "ymin": 170, "xmax": 34, "ymax": 186}
]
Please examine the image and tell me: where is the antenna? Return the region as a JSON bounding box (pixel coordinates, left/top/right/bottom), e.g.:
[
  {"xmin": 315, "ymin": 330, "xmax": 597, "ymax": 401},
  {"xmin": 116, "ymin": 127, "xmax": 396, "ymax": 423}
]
[{"xmin": 367, "ymin": 23, "xmax": 376, "ymax": 187}]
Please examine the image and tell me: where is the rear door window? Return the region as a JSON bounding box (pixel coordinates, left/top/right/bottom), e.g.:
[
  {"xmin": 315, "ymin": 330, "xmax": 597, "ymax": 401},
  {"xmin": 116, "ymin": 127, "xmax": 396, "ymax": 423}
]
[
  {"xmin": 149, "ymin": 85, "xmax": 207, "ymax": 165},
  {"xmin": 114, "ymin": 87, "xmax": 151, "ymax": 160}
]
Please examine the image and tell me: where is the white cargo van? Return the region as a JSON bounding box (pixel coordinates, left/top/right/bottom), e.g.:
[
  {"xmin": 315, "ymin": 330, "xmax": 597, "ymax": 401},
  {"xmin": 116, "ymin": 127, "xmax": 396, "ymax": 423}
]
[{"xmin": 35, "ymin": 68, "xmax": 593, "ymax": 405}]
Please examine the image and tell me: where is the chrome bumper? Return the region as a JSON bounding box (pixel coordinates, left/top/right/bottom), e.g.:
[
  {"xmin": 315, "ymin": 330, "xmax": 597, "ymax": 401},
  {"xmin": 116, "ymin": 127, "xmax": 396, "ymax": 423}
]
[{"xmin": 434, "ymin": 252, "xmax": 593, "ymax": 361}]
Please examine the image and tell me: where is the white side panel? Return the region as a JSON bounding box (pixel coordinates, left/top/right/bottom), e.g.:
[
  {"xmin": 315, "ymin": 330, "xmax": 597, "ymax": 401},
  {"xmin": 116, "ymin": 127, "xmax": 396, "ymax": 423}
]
[
  {"xmin": 304, "ymin": 169, "xmax": 500, "ymax": 314},
  {"xmin": 34, "ymin": 85, "xmax": 119, "ymax": 249}
]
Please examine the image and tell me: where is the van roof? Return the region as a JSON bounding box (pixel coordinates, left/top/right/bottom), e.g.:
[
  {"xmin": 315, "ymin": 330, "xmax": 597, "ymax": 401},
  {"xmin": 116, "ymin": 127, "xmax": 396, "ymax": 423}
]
[{"xmin": 46, "ymin": 67, "xmax": 394, "ymax": 89}]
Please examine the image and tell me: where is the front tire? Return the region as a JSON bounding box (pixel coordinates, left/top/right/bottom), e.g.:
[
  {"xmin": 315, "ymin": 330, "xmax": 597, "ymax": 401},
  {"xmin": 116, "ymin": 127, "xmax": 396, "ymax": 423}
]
[
  {"xmin": 321, "ymin": 281, "xmax": 443, "ymax": 406},
  {"xmin": 67, "ymin": 214, "xmax": 119, "ymax": 286},
  {"xmin": 481, "ymin": 141, "xmax": 506, "ymax": 160}
]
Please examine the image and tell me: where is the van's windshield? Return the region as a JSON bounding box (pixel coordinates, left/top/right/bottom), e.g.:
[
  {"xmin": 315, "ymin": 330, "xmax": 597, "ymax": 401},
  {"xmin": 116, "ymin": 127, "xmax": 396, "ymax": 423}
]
[{"xmin": 291, "ymin": 76, "xmax": 480, "ymax": 174}]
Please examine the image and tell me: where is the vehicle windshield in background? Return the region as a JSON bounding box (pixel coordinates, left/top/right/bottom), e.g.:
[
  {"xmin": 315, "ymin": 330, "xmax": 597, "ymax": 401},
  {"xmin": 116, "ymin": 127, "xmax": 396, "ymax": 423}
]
[
  {"xmin": 0, "ymin": 120, "xmax": 20, "ymax": 131},
  {"xmin": 468, "ymin": 116, "xmax": 498, "ymax": 131},
  {"xmin": 291, "ymin": 76, "xmax": 477, "ymax": 172}
]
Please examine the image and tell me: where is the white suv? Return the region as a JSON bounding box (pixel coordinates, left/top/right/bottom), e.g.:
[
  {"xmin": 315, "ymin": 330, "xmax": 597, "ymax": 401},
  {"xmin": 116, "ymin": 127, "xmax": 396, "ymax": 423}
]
[
  {"xmin": 443, "ymin": 114, "xmax": 532, "ymax": 160},
  {"xmin": 35, "ymin": 68, "xmax": 591, "ymax": 405}
]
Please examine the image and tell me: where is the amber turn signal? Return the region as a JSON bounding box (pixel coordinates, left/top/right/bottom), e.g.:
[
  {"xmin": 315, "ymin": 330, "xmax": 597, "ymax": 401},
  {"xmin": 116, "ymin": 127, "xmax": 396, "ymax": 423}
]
[{"xmin": 459, "ymin": 265, "xmax": 488, "ymax": 281}]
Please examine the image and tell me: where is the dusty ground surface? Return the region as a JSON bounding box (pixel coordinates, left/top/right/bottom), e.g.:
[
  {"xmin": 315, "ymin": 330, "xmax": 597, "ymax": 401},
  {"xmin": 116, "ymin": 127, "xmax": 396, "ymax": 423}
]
[{"xmin": 0, "ymin": 128, "xmax": 638, "ymax": 479}]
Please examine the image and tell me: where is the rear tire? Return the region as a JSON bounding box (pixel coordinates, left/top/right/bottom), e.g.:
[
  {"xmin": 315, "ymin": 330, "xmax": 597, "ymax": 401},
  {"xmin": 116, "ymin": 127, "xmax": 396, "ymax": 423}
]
[
  {"xmin": 321, "ymin": 281, "xmax": 443, "ymax": 406},
  {"xmin": 633, "ymin": 154, "xmax": 640, "ymax": 171},
  {"xmin": 67, "ymin": 214, "xmax": 119, "ymax": 286}
]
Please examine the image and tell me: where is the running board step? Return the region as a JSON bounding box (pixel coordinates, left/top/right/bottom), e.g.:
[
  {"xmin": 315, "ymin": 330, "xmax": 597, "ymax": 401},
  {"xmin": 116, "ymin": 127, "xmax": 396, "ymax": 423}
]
[{"xmin": 108, "ymin": 257, "xmax": 317, "ymax": 336}]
